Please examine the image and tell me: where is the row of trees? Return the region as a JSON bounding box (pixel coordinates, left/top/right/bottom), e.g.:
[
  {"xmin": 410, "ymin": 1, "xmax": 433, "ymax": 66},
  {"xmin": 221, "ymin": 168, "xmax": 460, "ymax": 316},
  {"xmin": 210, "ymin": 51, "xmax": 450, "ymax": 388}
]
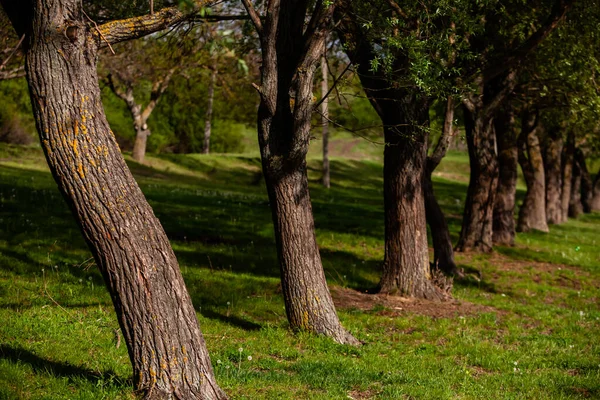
[{"xmin": 1, "ymin": 0, "xmax": 599, "ymax": 398}]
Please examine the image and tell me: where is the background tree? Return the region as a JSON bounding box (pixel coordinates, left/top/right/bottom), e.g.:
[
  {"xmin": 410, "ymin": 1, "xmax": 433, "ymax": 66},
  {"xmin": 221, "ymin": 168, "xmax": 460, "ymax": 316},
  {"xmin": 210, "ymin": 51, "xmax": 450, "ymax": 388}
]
[{"xmin": 0, "ymin": 1, "xmax": 227, "ymax": 398}]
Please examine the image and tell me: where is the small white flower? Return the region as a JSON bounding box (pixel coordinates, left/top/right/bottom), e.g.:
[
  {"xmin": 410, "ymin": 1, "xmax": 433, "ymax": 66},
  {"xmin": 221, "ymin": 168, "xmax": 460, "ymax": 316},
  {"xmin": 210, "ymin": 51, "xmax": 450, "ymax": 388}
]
[
  {"xmin": 513, "ymin": 361, "xmax": 518, "ymax": 366},
  {"xmin": 238, "ymin": 347, "xmax": 243, "ymax": 353},
  {"xmin": 579, "ymin": 311, "xmax": 584, "ymax": 317},
  {"xmin": 227, "ymin": 301, "xmax": 231, "ymax": 305},
  {"xmin": 501, "ymin": 294, "xmax": 506, "ymax": 297},
  {"xmin": 247, "ymin": 356, "xmax": 252, "ymax": 361},
  {"xmin": 79, "ymin": 279, "xmax": 82, "ymax": 283},
  {"xmin": 225, "ymin": 365, "xmax": 230, "ymax": 369},
  {"xmin": 217, "ymin": 359, "xmax": 222, "ymax": 364}
]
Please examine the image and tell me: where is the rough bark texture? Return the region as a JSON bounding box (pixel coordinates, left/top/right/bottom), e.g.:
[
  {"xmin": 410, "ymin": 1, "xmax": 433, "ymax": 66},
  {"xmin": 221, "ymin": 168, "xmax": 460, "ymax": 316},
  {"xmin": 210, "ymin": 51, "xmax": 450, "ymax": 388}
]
[
  {"xmin": 544, "ymin": 127, "xmax": 563, "ymax": 224},
  {"xmin": 569, "ymin": 151, "xmax": 583, "ymax": 218},
  {"xmin": 456, "ymin": 71, "xmax": 517, "ymax": 252},
  {"xmin": 560, "ymin": 130, "xmax": 575, "ymax": 221},
  {"xmin": 425, "ymin": 96, "xmax": 458, "ymax": 275},
  {"xmin": 5, "ymin": 1, "xmax": 226, "ymax": 398},
  {"xmin": 245, "ymin": 0, "xmax": 358, "ymax": 344},
  {"xmin": 517, "ymin": 111, "xmax": 548, "ymax": 233},
  {"xmin": 321, "ymin": 54, "xmax": 330, "ymax": 188},
  {"xmin": 203, "ymin": 65, "xmax": 217, "ymax": 155},
  {"xmin": 456, "ymin": 105, "xmax": 499, "ymax": 252},
  {"xmin": 492, "ymin": 105, "xmax": 518, "ymax": 245},
  {"xmin": 592, "ymin": 172, "xmax": 600, "ymax": 211},
  {"xmin": 337, "ymin": 10, "xmax": 448, "ymax": 300},
  {"xmin": 379, "ymin": 98, "xmax": 444, "ymax": 299},
  {"xmin": 576, "ymin": 148, "xmax": 593, "ymax": 213}
]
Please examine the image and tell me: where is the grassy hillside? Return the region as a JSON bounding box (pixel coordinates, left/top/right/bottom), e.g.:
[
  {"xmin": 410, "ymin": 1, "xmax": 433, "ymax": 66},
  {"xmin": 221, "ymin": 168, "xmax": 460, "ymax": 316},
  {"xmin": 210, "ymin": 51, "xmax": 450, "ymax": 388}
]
[{"xmin": 0, "ymin": 143, "xmax": 598, "ymax": 399}]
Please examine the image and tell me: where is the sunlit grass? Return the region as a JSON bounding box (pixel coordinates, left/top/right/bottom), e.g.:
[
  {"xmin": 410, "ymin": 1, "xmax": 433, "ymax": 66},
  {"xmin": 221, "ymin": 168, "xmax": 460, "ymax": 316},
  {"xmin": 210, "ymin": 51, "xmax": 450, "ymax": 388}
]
[{"xmin": 0, "ymin": 143, "xmax": 598, "ymax": 399}]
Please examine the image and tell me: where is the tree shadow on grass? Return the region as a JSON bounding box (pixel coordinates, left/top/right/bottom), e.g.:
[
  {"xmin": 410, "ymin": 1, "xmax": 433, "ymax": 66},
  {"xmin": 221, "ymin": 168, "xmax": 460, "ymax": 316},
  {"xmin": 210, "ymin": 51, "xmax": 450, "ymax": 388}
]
[
  {"xmin": 200, "ymin": 309, "xmax": 262, "ymax": 331},
  {"xmin": 0, "ymin": 344, "xmax": 131, "ymax": 387},
  {"xmin": 453, "ymin": 264, "xmax": 500, "ymax": 294}
]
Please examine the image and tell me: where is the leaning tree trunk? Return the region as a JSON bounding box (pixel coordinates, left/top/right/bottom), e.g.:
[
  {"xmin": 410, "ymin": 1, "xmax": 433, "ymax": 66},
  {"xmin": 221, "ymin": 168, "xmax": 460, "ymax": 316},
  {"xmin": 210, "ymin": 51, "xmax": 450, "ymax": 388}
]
[
  {"xmin": 560, "ymin": 130, "xmax": 575, "ymax": 221},
  {"xmin": 591, "ymin": 172, "xmax": 600, "ymax": 211},
  {"xmin": 10, "ymin": 1, "xmax": 226, "ymax": 399},
  {"xmin": 321, "ymin": 54, "xmax": 330, "ymax": 188},
  {"xmin": 517, "ymin": 112, "xmax": 549, "ymax": 233},
  {"xmin": 250, "ymin": 1, "xmax": 358, "ymax": 345},
  {"xmin": 544, "ymin": 127, "xmax": 563, "ymax": 224},
  {"xmin": 455, "ymin": 105, "xmax": 498, "ymax": 252},
  {"xmin": 575, "ymin": 148, "xmax": 593, "ymax": 213},
  {"xmin": 492, "ymin": 105, "xmax": 518, "ymax": 245},
  {"xmin": 257, "ymin": 100, "xmax": 358, "ymax": 346},
  {"xmin": 424, "ymin": 96, "xmax": 458, "ymax": 276},
  {"xmin": 569, "ymin": 151, "xmax": 583, "ymax": 218},
  {"xmin": 203, "ymin": 64, "xmax": 217, "ymax": 155}
]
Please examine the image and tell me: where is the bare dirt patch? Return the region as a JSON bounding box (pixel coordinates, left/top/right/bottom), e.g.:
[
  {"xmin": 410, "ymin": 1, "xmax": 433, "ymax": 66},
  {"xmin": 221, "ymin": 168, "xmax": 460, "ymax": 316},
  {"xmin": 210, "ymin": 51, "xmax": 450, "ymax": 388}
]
[{"xmin": 331, "ymin": 286, "xmax": 496, "ymax": 319}]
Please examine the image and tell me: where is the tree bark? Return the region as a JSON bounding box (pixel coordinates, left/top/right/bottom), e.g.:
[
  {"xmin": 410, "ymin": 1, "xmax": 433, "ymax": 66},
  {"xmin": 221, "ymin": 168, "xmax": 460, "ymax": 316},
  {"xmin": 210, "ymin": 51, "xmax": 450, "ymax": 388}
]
[
  {"xmin": 321, "ymin": 54, "xmax": 330, "ymax": 188},
  {"xmin": 591, "ymin": 172, "xmax": 600, "ymax": 211},
  {"xmin": 424, "ymin": 96, "xmax": 458, "ymax": 275},
  {"xmin": 379, "ymin": 97, "xmax": 445, "ymax": 299},
  {"xmin": 455, "ymin": 104, "xmax": 499, "ymax": 252},
  {"xmin": 544, "ymin": 127, "xmax": 563, "ymax": 224},
  {"xmin": 244, "ymin": 0, "xmax": 358, "ymax": 344},
  {"xmin": 560, "ymin": 130, "xmax": 575, "ymax": 221},
  {"xmin": 576, "ymin": 148, "xmax": 593, "ymax": 213},
  {"xmin": 517, "ymin": 110, "xmax": 548, "ymax": 233},
  {"xmin": 492, "ymin": 104, "xmax": 518, "ymax": 245},
  {"xmin": 2, "ymin": 1, "xmax": 226, "ymax": 398},
  {"xmin": 456, "ymin": 71, "xmax": 517, "ymax": 252},
  {"xmin": 569, "ymin": 150, "xmax": 583, "ymax": 218},
  {"xmin": 203, "ymin": 64, "xmax": 217, "ymax": 155}
]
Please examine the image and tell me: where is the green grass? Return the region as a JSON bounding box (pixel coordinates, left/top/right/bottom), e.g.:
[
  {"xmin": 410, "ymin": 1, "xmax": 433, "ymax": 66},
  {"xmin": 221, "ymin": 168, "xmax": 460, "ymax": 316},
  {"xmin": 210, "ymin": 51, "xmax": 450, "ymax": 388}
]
[{"xmin": 0, "ymin": 143, "xmax": 599, "ymax": 399}]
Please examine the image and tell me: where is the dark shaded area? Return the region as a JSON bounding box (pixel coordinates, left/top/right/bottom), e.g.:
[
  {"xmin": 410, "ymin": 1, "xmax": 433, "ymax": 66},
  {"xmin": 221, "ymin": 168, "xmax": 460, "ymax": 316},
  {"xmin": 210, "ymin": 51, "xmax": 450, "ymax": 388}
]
[{"xmin": 0, "ymin": 344, "xmax": 131, "ymax": 386}]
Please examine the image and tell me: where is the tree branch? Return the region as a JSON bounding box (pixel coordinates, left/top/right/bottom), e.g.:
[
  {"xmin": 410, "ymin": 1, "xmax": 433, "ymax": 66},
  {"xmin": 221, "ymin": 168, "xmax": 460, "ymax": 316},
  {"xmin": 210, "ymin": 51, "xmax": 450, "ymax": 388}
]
[
  {"xmin": 482, "ymin": 0, "xmax": 574, "ymax": 83},
  {"xmin": 427, "ymin": 96, "xmax": 456, "ymax": 174},
  {"xmin": 96, "ymin": 1, "xmax": 214, "ymax": 48},
  {"xmin": 142, "ymin": 67, "xmax": 177, "ymax": 121},
  {"xmin": 0, "ymin": 65, "xmax": 25, "ymax": 80},
  {"xmin": 240, "ymin": 0, "xmax": 263, "ymax": 35}
]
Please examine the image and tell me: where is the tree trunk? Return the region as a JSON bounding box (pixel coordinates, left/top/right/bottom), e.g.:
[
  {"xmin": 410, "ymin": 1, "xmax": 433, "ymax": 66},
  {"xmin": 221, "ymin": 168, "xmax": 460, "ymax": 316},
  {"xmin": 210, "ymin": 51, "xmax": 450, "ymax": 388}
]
[
  {"xmin": 569, "ymin": 152, "xmax": 583, "ymax": 218},
  {"xmin": 591, "ymin": 172, "xmax": 600, "ymax": 211},
  {"xmin": 8, "ymin": 1, "xmax": 226, "ymax": 398},
  {"xmin": 544, "ymin": 127, "xmax": 563, "ymax": 224},
  {"xmin": 424, "ymin": 96, "xmax": 457, "ymax": 276},
  {"xmin": 321, "ymin": 54, "xmax": 330, "ymax": 188},
  {"xmin": 517, "ymin": 111, "xmax": 548, "ymax": 233},
  {"xmin": 335, "ymin": 13, "xmax": 450, "ymax": 298},
  {"xmin": 576, "ymin": 148, "xmax": 593, "ymax": 213},
  {"xmin": 455, "ymin": 105, "xmax": 498, "ymax": 252},
  {"xmin": 203, "ymin": 65, "xmax": 217, "ymax": 155},
  {"xmin": 132, "ymin": 127, "xmax": 150, "ymax": 163},
  {"xmin": 492, "ymin": 105, "xmax": 518, "ymax": 245},
  {"xmin": 249, "ymin": 1, "xmax": 358, "ymax": 345},
  {"xmin": 561, "ymin": 131, "xmax": 575, "ymax": 221},
  {"xmin": 379, "ymin": 105, "xmax": 445, "ymax": 299}
]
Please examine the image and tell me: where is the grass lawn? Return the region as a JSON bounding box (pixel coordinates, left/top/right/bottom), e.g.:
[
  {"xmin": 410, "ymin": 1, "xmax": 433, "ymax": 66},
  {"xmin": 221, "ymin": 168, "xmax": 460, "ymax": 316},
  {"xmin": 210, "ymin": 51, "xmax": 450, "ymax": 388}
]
[{"xmin": 0, "ymin": 142, "xmax": 598, "ymax": 399}]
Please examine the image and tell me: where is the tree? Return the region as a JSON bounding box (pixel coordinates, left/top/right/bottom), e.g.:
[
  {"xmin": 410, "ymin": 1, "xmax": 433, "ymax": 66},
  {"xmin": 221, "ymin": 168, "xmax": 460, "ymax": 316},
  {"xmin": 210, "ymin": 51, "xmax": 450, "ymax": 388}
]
[
  {"xmin": 517, "ymin": 108, "xmax": 550, "ymax": 233},
  {"xmin": 454, "ymin": 0, "xmax": 573, "ymax": 252},
  {"xmin": 492, "ymin": 102, "xmax": 519, "ymax": 245},
  {"xmin": 0, "ymin": 1, "xmax": 227, "ymax": 398},
  {"xmin": 240, "ymin": 0, "xmax": 358, "ymax": 345},
  {"xmin": 336, "ymin": 0, "xmax": 456, "ymax": 298}
]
